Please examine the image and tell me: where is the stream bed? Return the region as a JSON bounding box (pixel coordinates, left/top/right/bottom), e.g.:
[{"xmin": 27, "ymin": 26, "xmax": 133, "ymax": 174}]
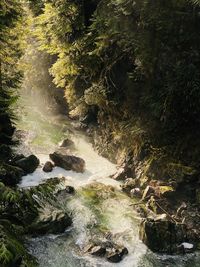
[{"xmin": 16, "ymin": 93, "xmax": 200, "ymax": 267}]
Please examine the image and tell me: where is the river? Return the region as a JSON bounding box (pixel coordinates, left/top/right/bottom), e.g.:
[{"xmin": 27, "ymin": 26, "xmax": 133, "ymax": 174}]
[{"xmin": 15, "ymin": 89, "xmax": 200, "ymax": 267}]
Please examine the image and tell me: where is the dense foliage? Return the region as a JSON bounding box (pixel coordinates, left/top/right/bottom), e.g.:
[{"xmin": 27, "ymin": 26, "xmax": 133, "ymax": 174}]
[
  {"xmin": 29, "ymin": 0, "xmax": 200, "ymax": 164},
  {"xmin": 1, "ymin": 0, "xmax": 200, "ymax": 264},
  {"xmin": 0, "ymin": 0, "xmax": 24, "ymax": 160}
]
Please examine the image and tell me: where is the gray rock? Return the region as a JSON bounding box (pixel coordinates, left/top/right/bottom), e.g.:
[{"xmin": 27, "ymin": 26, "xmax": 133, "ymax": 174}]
[
  {"xmin": 50, "ymin": 152, "xmax": 85, "ymax": 173},
  {"xmin": 43, "ymin": 161, "xmax": 54, "ymax": 172}
]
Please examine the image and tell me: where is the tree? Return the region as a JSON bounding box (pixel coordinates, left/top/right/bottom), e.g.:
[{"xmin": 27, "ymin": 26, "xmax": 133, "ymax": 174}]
[{"xmin": 0, "ymin": 0, "xmax": 23, "ymax": 160}]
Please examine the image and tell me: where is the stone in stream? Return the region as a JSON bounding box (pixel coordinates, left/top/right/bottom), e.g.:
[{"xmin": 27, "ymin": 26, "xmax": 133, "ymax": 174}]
[
  {"xmin": 90, "ymin": 246, "xmax": 106, "ymax": 256},
  {"xmin": 49, "ymin": 152, "xmax": 85, "ymax": 173},
  {"xmin": 12, "ymin": 154, "xmax": 40, "ymax": 174},
  {"xmin": 59, "ymin": 138, "xmax": 75, "ymax": 148},
  {"xmin": 43, "ymin": 161, "xmax": 54, "ymax": 172},
  {"xmin": 106, "ymin": 246, "xmax": 128, "ymax": 263},
  {"xmin": 85, "ymin": 241, "xmax": 128, "ymax": 263}
]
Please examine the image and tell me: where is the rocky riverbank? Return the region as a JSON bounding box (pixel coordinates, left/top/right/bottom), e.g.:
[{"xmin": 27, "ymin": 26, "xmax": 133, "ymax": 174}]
[{"xmin": 84, "ymin": 121, "xmax": 200, "ymax": 255}]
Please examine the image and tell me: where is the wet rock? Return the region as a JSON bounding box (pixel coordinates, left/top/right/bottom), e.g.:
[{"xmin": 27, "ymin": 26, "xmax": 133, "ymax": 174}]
[
  {"xmin": 43, "ymin": 161, "xmax": 54, "ymax": 172},
  {"xmin": 106, "ymin": 246, "xmax": 128, "ymax": 263},
  {"xmin": 84, "ymin": 240, "xmax": 128, "ymax": 262},
  {"xmin": 50, "ymin": 152, "xmax": 85, "ymax": 173},
  {"xmin": 90, "ymin": 246, "xmax": 106, "ymax": 256},
  {"xmin": 10, "ymin": 154, "xmax": 25, "ymax": 163},
  {"xmin": 59, "ymin": 138, "xmax": 75, "ymax": 148},
  {"xmin": 106, "ymin": 250, "xmax": 122, "ymax": 263},
  {"xmin": 13, "ymin": 154, "xmax": 40, "ymax": 174},
  {"xmin": 29, "ymin": 209, "xmax": 72, "ymax": 235},
  {"xmin": 130, "ymin": 187, "xmax": 142, "ymax": 198},
  {"xmin": 121, "ymin": 178, "xmax": 136, "ymax": 193},
  {"xmin": 177, "ymin": 242, "xmax": 194, "ymax": 254},
  {"xmin": 139, "ymin": 217, "xmax": 187, "ymax": 253}
]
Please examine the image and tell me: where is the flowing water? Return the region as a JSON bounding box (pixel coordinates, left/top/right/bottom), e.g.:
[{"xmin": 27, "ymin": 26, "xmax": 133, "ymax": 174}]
[{"xmin": 16, "ymin": 93, "xmax": 200, "ymax": 267}]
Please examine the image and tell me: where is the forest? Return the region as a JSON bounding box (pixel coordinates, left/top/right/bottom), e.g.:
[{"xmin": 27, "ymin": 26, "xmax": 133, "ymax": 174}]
[{"xmin": 1, "ymin": 0, "xmax": 200, "ymax": 266}]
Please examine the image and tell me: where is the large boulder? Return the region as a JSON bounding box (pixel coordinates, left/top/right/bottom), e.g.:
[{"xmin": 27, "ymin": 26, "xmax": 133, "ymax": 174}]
[
  {"xmin": 139, "ymin": 216, "xmax": 187, "ymax": 253},
  {"xmin": 29, "ymin": 208, "xmax": 72, "ymax": 235},
  {"xmin": 50, "ymin": 152, "xmax": 85, "ymax": 173},
  {"xmin": 13, "ymin": 154, "xmax": 40, "ymax": 174}
]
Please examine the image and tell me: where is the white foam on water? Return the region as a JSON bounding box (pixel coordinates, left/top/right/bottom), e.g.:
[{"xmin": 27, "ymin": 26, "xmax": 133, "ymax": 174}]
[{"xmin": 19, "ymin": 134, "xmax": 119, "ymax": 189}]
